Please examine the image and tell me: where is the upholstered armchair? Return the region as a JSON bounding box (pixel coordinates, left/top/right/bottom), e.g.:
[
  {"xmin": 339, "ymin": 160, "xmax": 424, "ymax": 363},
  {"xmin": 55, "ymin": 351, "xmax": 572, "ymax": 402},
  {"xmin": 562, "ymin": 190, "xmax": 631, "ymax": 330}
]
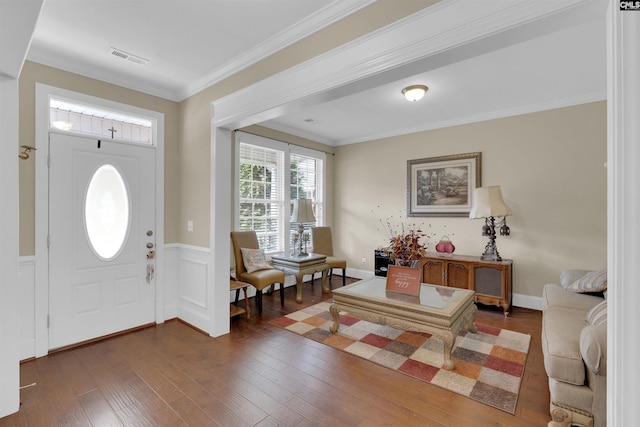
[
  {"xmin": 310, "ymin": 226, "xmax": 347, "ymax": 287},
  {"xmin": 230, "ymin": 231, "xmax": 285, "ymax": 314}
]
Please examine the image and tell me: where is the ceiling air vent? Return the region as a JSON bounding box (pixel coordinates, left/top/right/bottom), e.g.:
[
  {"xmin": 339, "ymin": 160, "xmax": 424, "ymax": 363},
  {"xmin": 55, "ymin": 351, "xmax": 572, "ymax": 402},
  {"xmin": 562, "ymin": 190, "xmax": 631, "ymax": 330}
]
[{"xmin": 107, "ymin": 47, "xmax": 149, "ymax": 65}]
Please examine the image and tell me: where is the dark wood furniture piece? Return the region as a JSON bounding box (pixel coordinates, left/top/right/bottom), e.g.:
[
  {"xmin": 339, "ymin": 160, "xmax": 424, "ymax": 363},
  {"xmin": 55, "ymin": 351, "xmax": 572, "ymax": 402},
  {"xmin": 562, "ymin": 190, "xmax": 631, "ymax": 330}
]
[{"xmin": 421, "ymin": 252, "xmax": 513, "ymax": 316}]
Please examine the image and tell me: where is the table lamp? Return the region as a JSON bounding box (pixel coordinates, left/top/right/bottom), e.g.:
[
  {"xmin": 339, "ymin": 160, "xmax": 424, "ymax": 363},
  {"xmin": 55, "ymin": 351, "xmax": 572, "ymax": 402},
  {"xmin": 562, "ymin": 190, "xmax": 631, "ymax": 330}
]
[
  {"xmin": 469, "ymin": 186, "xmax": 512, "ymax": 261},
  {"xmin": 290, "ymin": 199, "xmax": 316, "ymax": 256}
]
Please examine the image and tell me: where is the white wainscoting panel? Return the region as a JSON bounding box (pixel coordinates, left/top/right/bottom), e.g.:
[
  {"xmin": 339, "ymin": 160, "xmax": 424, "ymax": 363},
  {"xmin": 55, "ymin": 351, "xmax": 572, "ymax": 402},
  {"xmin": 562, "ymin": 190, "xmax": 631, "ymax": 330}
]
[
  {"xmin": 19, "ymin": 257, "xmax": 35, "ymax": 361},
  {"xmin": 175, "ymin": 245, "xmax": 211, "ymax": 332},
  {"xmin": 163, "ymin": 244, "xmax": 179, "ymax": 319}
]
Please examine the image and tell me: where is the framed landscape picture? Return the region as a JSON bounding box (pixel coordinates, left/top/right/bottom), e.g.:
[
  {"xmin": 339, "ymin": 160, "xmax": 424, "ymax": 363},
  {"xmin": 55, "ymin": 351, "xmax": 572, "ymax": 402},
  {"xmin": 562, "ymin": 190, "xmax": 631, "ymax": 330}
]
[{"xmin": 407, "ymin": 152, "xmax": 481, "ymax": 217}]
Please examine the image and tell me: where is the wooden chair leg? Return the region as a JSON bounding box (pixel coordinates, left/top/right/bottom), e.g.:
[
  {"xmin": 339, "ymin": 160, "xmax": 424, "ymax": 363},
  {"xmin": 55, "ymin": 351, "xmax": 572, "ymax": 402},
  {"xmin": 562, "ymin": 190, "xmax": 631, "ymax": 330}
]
[
  {"xmin": 311, "ymin": 273, "xmax": 315, "ymax": 285},
  {"xmin": 234, "ymin": 289, "xmax": 240, "ymax": 305},
  {"xmin": 279, "ymin": 283, "xmax": 285, "ymax": 306},
  {"xmin": 243, "ymin": 288, "xmax": 250, "ymax": 319},
  {"xmin": 342, "ymin": 269, "xmax": 346, "ymax": 286}
]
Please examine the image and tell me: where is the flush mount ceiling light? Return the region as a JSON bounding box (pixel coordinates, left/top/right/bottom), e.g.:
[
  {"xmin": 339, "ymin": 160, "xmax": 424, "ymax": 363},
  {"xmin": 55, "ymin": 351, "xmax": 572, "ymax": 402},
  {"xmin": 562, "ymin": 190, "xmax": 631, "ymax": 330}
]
[{"xmin": 402, "ymin": 84, "xmax": 428, "ymax": 102}]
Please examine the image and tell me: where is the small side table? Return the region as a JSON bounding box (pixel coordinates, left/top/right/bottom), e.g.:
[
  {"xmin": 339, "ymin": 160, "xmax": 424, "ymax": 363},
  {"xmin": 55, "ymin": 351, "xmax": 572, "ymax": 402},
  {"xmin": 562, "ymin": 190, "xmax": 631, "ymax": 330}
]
[
  {"xmin": 230, "ymin": 279, "xmax": 250, "ymax": 319},
  {"xmin": 270, "ymin": 253, "xmax": 329, "ymax": 303}
]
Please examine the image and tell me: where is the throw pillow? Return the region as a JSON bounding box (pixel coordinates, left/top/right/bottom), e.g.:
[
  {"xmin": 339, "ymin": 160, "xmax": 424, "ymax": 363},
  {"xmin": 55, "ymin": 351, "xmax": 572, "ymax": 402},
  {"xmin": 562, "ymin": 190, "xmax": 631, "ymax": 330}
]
[
  {"xmin": 560, "ymin": 269, "xmax": 595, "ymax": 288},
  {"xmin": 585, "ymin": 300, "xmax": 607, "ymax": 325},
  {"xmin": 240, "ymin": 248, "xmax": 273, "ymax": 273},
  {"xmin": 567, "ymin": 269, "xmax": 607, "ymax": 293}
]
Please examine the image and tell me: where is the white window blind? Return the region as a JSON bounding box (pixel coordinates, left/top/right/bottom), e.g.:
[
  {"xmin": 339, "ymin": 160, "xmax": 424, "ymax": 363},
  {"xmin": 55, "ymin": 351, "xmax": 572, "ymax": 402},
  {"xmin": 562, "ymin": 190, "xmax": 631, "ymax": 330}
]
[
  {"xmin": 236, "ymin": 132, "xmax": 325, "ymax": 254},
  {"xmin": 290, "ymin": 152, "xmax": 322, "ymax": 246},
  {"xmin": 238, "ymin": 144, "xmax": 284, "ymax": 252}
]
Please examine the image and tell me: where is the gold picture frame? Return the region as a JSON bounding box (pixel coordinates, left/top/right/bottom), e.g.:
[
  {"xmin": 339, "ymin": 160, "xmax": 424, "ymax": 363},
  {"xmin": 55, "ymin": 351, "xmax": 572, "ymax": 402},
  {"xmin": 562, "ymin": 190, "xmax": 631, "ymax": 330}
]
[{"xmin": 407, "ymin": 152, "xmax": 482, "ymax": 217}]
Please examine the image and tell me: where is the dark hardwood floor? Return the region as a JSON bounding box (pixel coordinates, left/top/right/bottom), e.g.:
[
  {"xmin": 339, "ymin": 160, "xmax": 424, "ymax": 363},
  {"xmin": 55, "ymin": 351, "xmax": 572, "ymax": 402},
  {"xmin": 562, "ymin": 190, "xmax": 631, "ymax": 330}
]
[{"xmin": 1, "ymin": 276, "xmax": 550, "ymax": 426}]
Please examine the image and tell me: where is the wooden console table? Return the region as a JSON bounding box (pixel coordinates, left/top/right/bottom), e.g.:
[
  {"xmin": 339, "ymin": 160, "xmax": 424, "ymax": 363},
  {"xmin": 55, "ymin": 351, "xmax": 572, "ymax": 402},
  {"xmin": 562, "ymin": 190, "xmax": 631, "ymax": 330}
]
[{"xmin": 421, "ymin": 253, "xmax": 513, "ymax": 315}]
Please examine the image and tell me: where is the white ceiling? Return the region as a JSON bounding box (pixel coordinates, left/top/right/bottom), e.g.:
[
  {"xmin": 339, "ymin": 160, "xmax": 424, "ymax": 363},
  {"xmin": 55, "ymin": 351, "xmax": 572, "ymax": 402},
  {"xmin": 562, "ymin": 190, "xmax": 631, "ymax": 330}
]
[{"xmin": 25, "ymin": 0, "xmax": 607, "ymax": 147}]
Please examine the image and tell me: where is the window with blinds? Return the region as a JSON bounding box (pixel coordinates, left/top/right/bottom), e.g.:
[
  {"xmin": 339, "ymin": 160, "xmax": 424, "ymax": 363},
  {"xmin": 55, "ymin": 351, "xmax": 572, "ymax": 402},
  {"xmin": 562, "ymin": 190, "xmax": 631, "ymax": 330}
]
[
  {"xmin": 237, "ymin": 133, "xmax": 325, "ymax": 254},
  {"xmin": 290, "ymin": 153, "xmax": 322, "ymax": 246},
  {"xmin": 238, "ymin": 144, "xmax": 284, "ymax": 252}
]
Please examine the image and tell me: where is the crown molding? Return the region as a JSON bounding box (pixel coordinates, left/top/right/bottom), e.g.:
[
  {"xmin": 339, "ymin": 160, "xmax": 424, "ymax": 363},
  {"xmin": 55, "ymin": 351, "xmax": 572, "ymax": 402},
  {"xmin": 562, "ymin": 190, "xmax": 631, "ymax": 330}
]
[{"xmin": 178, "ymin": 0, "xmax": 376, "ymax": 101}]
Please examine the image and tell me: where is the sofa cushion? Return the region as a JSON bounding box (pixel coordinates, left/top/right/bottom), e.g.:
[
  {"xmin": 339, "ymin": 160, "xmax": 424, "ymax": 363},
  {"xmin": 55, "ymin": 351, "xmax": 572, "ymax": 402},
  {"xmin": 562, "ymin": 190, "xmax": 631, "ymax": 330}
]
[
  {"xmin": 566, "ymin": 269, "xmax": 607, "ymax": 293},
  {"xmin": 585, "ymin": 300, "xmax": 607, "ymax": 326},
  {"xmin": 542, "ymin": 306, "xmax": 588, "ymax": 386},
  {"xmin": 560, "ymin": 269, "xmax": 595, "ymax": 288},
  {"xmin": 543, "ymin": 284, "xmax": 603, "ymax": 312}
]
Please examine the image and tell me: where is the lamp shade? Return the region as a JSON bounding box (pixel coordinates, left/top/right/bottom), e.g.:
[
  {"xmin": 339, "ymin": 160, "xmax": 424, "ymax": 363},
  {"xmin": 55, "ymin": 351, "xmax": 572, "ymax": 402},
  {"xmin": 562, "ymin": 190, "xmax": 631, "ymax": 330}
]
[
  {"xmin": 290, "ymin": 199, "xmax": 316, "ymax": 223},
  {"xmin": 469, "ymin": 186, "xmax": 512, "ymax": 219}
]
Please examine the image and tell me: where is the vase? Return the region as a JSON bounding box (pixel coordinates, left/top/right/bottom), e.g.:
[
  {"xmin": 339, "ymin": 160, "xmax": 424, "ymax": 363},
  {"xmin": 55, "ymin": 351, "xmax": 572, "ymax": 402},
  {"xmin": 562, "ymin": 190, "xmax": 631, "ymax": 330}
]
[
  {"xmin": 394, "ymin": 258, "xmax": 420, "ymax": 268},
  {"xmin": 435, "ymin": 235, "xmax": 455, "ymax": 254}
]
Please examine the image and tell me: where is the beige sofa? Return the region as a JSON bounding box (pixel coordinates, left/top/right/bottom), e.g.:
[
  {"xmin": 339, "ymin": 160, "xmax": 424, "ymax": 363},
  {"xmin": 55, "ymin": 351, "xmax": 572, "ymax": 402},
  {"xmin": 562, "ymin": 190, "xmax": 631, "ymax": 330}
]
[{"xmin": 541, "ymin": 270, "xmax": 607, "ymax": 427}]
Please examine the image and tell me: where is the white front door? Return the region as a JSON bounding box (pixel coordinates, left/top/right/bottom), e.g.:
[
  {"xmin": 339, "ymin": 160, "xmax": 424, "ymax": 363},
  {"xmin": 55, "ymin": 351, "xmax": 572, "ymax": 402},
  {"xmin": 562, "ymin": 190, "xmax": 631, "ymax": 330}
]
[{"xmin": 48, "ymin": 133, "xmax": 156, "ymax": 350}]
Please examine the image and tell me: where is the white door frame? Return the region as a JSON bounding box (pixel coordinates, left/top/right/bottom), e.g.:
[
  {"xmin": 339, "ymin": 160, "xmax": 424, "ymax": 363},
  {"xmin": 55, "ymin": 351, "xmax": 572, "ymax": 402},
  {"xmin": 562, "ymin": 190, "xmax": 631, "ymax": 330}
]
[{"xmin": 34, "ymin": 84, "xmax": 165, "ymax": 357}]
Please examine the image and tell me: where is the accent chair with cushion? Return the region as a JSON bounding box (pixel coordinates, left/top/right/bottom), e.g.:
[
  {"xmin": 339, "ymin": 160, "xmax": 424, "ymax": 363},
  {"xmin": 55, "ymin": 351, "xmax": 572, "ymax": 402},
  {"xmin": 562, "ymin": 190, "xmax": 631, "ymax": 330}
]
[
  {"xmin": 231, "ymin": 231, "xmax": 285, "ymax": 315},
  {"xmin": 310, "ymin": 226, "xmax": 347, "ymax": 287}
]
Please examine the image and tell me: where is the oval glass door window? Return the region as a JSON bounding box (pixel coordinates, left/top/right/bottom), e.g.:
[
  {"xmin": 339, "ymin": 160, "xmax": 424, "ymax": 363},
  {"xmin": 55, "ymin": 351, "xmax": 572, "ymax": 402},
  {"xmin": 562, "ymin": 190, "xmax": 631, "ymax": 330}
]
[{"xmin": 85, "ymin": 164, "xmax": 130, "ymax": 260}]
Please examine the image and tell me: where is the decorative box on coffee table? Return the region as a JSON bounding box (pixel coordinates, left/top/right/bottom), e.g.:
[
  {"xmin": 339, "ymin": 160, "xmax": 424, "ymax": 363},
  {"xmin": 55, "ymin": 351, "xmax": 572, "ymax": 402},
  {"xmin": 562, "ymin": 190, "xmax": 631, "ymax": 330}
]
[{"xmin": 420, "ymin": 252, "xmax": 513, "ymax": 316}]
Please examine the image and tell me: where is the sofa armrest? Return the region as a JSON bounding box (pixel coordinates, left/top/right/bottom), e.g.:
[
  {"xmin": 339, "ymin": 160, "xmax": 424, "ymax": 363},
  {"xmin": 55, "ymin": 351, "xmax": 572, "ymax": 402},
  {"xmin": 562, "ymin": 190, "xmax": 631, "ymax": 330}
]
[{"xmin": 580, "ymin": 323, "xmax": 607, "ymax": 375}]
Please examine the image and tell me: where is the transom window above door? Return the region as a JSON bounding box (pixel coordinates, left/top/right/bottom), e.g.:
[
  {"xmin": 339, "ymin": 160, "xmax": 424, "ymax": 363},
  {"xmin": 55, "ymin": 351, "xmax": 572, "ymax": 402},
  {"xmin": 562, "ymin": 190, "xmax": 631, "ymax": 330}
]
[{"xmin": 49, "ymin": 98, "xmax": 154, "ymax": 145}]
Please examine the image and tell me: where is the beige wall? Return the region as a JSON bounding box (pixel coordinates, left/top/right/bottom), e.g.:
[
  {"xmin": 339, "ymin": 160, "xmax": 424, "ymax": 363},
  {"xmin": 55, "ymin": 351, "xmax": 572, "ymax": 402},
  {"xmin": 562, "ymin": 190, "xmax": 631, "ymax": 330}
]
[
  {"xmin": 18, "ymin": 61, "xmax": 181, "ymax": 256},
  {"xmin": 334, "ymin": 101, "xmax": 607, "ymax": 298}
]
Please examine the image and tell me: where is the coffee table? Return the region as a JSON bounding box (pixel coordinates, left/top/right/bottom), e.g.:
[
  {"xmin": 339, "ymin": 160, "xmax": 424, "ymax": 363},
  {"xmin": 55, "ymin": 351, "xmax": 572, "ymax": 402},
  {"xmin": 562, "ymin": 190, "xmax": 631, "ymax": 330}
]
[
  {"xmin": 270, "ymin": 253, "xmax": 330, "ymax": 303},
  {"xmin": 329, "ymin": 276, "xmax": 477, "ymax": 370}
]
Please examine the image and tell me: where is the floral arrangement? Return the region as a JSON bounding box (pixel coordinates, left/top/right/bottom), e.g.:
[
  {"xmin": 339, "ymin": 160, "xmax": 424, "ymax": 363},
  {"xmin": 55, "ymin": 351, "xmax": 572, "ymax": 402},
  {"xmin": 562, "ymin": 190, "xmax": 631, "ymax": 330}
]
[{"xmin": 374, "ymin": 208, "xmax": 435, "ymax": 262}]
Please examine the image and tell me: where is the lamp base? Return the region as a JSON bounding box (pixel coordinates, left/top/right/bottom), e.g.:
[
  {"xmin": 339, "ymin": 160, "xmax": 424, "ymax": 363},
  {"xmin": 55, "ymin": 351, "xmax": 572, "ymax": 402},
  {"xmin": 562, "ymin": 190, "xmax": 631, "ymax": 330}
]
[
  {"xmin": 480, "ymin": 217, "xmax": 503, "ymax": 261},
  {"xmin": 480, "ymin": 251, "xmax": 502, "ymax": 262},
  {"xmin": 481, "ymin": 237, "xmax": 502, "ymax": 262}
]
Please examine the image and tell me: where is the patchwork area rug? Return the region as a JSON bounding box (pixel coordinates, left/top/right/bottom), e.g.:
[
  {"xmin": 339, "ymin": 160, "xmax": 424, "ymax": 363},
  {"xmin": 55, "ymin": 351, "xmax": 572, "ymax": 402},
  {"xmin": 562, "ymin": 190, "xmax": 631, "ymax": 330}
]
[{"xmin": 270, "ymin": 301, "xmax": 531, "ymax": 414}]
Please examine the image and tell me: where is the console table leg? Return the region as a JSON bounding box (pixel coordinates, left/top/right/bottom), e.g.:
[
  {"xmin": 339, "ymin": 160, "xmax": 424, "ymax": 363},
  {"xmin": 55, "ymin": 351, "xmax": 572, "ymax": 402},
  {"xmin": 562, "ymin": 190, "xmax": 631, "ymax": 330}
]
[
  {"xmin": 329, "ymin": 303, "xmax": 340, "ymax": 333},
  {"xmin": 321, "ymin": 268, "xmax": 330, "ymax": 294},
  {"xmin": 295, "ymin": 273, "xmax": 304, "ymax": 303}
]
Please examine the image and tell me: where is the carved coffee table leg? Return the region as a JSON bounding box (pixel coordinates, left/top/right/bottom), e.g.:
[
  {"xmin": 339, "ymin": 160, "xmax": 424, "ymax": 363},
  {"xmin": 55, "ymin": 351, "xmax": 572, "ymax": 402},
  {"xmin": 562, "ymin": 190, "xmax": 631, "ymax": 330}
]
[
  {"xmin": 442, "ymin": 332, "xmax": 456, "ymax": 370},
  {"xmin": 464, "ymin": 304, "xmax": 478, "ymax": 333},
  {"xmin": 295, "ymin": 272, "xmax": 304, "ymax": 303},
  {"xmin": 329, "ymin": 303, "xmax": 340, "ymax": 333}
]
